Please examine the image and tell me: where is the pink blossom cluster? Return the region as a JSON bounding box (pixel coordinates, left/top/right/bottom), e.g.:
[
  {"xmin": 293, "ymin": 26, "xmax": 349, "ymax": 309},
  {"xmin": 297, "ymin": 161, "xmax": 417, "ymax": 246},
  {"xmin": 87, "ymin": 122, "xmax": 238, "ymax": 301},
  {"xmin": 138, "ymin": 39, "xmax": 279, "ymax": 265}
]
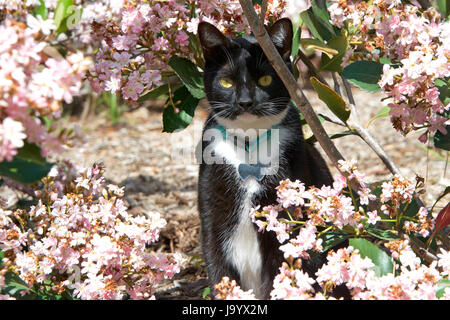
[
  {"xmin": 0, "ymin": 162, "xmax": 185, "ymax": 300},
  {"xmin": 0, "ymin": 19, "xmax": 91, "ymax": 160},
  {"xmin": 328, "ymin": 1, "xmax": 449, "ymax": 141},
  {"xmin": 214, "ymin": 276, "xmax": 257, "ymax": 300},
  {"xmin": 251, "ymin": 160, "xmax": 432, "ymax": 251},
  {"xmin": 1, "ymin": 1, "xmax": 126, "ymax": 47},
  {"xmin": 88, "ymin": 0, "xmax": 286, "ymax": 102},
  {"xmin": 215, "ymin": 244, "xmax": 450, "ymax": 300},
  {"xmin": 217, "ymin": 160, "xmax": 450, "ymax": 300}
]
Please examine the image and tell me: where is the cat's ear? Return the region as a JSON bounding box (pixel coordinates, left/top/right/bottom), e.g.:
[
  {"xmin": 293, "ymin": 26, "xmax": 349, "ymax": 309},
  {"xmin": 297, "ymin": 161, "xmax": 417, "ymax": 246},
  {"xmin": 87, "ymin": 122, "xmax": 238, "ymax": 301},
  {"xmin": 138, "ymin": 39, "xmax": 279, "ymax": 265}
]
[
  {"xmin": 197, "ymin": 22, "xmax": 231, "ymax": 60},
  {"xmin": 268, "ymin": 18, "xmax": 293, "ymax": 60}
]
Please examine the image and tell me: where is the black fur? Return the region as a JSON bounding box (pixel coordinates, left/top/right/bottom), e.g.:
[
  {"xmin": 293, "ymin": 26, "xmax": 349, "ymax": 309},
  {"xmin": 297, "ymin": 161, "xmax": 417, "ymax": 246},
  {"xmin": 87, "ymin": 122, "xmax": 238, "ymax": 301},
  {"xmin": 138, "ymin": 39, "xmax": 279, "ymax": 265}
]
[{"xmin": 197, "ymin": 19, "xmax": 350, "ymax": 299}]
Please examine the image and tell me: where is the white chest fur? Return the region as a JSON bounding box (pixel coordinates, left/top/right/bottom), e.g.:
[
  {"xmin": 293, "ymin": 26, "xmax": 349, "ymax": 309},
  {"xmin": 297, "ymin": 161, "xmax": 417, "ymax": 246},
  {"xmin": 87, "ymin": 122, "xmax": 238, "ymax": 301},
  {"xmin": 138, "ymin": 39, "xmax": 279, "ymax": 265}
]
[
  {"xmin": 208, "ymin": 112, "xmax": 294, "ymax": 298},
  {"xmin": 212, "ymin": 135, "xmax": 268, "ymax": 298},
  {"xmin": 223, "ymin": 177, "xmax": 263, "ymax": 298}
]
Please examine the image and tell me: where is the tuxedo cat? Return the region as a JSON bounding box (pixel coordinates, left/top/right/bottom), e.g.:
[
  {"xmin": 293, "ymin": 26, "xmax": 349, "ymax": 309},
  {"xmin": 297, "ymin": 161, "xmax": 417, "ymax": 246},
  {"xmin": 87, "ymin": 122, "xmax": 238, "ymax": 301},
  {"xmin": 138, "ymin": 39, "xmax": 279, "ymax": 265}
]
[{"xmin": 197, "ymin": 18, "xmax": 349, "ymax": 299}]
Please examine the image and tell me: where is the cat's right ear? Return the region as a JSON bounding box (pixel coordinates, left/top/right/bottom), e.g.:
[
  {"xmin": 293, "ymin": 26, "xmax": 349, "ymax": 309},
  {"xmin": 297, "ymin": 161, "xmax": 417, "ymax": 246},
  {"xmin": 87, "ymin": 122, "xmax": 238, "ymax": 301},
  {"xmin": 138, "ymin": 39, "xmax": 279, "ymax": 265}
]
[{"xmin": 197, "ymin": 22, "xmax": 231, "ymax": 60}]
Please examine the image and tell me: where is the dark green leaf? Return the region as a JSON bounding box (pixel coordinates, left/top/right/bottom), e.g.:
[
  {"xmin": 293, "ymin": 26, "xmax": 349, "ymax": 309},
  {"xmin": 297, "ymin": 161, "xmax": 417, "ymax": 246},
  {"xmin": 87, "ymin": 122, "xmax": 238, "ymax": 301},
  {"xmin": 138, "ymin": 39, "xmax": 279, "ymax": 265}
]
[
  {"xmin": 349, "ymin": 238, "xmax": 393, "ymax": 277},
  {"xmin": 168, "ymin": 55, "xmax": 205, "ymax": 99},
  {"xmin": 300, "ymin": 8, "xmax": 334, "ymax": 42},
  {"xmin": 291, "ymin": 23, "xmax": 302, "ymax": 59},
  {"xmin": 366, "ymin": 227, "xmax": 400, "ymax": 241},
  {"xmin": 319, "ymin": 35, "xmax": 348, "ymax": 72},
  {"xmin": 1, "ymin": 272, "xmax": 31, "ymax": 296},
  {"xmin": 342, "ymin": 61, "xmax": 383, "ymax": 93},
  {"xmin": 310, "ymin": 76, "xmax": 350, "ymax": 122},
  {"xmin": 320, "ymin": 231, "xmax": 349, "ymax": 252},
  {"xmin": 306, "ymin": 130, "xmax": 355, "ymax": 144},
  {"xmin": 138, "ymin": 83, "xmax": 179, "ymax": 102},
  {"xmin": 434, "ymin": 125, "xmax": 450, "ymax": 151},
  {"xmin": 33, "ymin": 0, "xmax": 48, "ymax": 20},
  {"xmin": 163, "ymin": 86, "xmax": 199, "ymax": 132},
  {"xmin": 310, "ymin": 0, "xmax": 335, "ymax": 33},
  {"xmin": 0, "ymin": 143, "xmax": 53, "ymax": 184},
  {"xmin": 16, "ymin": 142, "xmax": 47, "ymax": 165},
  {"xmin": 434, "ymin": 77, "xmax": 450, "ymax": 107},
  {"xmin": 0, "ymin": 248, "xmax": 3, "ymax": 268}
]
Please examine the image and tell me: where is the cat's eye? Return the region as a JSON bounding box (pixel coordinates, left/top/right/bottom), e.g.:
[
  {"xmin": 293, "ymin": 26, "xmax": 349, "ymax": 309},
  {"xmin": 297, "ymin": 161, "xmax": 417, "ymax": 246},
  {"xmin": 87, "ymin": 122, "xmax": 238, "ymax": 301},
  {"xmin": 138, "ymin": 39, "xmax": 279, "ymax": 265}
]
[
  {"xmin": 258, "ymin": 75, "xmax": 272, "ymax": 87},
  {"xmin": 219, "ymin": 77, "xmax": 234, "ymax": 88}
]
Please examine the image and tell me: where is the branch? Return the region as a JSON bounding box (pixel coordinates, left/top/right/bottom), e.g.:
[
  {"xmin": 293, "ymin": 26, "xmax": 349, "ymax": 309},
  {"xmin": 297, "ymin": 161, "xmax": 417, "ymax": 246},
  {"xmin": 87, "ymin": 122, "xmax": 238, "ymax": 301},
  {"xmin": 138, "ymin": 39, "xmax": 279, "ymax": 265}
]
[
  {"xmin": 340, "ymin": 76, "xmax": 403, "ymax": 176},
  {"xmin": 239, "ymin": 0, "xmax": 345, "ymax": 170},
  {"xmin": 259, "ymin": 0, "xmax": 268, "ymax": 25},
  {"xmin": 296, "ymin": 49, "xmax": 329, "ymax": 86},
  {"xmin": 415, "ymin": 0, "xmax": 433, "ymax": 9}
]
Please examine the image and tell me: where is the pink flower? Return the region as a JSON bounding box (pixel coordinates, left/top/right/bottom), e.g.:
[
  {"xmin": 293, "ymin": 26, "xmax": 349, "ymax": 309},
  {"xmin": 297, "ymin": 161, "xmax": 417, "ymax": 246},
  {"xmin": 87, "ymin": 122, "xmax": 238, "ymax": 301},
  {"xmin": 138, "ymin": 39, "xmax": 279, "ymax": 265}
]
[
  {"xmin": 122, "ymin": 79, "xmax": 144, "ymax": 101},
  {"xmin": 0, "ymin": 118, "xmax": 27, "ymax": 161},
  {"xmin": 367, "ymin": 210, "xmax": 381, "ymax": 225}
]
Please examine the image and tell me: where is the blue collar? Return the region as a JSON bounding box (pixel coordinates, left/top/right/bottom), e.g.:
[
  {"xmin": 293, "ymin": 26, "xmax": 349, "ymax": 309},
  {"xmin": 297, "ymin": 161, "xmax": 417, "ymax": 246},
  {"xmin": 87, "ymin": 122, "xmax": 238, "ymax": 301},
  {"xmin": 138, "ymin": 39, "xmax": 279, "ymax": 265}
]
[{"xmin": 216, "ymin": 123, "xmax": 280, "ymax": 152}]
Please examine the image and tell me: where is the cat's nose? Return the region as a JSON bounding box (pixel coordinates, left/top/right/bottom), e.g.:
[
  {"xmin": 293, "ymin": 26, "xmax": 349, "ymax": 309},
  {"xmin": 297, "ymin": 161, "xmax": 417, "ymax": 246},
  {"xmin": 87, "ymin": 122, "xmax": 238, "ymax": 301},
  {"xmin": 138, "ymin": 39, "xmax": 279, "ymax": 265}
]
[{"xmin": 237, "ymin": 98, "xmax": 253, "ymax": 110}]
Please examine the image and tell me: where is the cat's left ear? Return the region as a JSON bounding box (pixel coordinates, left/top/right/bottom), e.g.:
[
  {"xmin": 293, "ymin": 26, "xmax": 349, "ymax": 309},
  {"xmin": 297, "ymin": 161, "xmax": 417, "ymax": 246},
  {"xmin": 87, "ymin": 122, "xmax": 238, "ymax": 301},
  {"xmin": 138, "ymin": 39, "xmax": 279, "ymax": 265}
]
[{"xmin": 268, "ymin": 18, "xmax": 293, "ymax": 60}]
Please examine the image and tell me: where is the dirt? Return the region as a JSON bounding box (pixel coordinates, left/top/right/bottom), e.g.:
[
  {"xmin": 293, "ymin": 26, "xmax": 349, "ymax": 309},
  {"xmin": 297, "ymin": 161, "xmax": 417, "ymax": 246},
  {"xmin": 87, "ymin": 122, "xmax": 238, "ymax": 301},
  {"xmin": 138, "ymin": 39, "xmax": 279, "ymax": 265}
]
[{"xmin": 2, "ymin": 85, "xmax": 449, "ymax": 299}]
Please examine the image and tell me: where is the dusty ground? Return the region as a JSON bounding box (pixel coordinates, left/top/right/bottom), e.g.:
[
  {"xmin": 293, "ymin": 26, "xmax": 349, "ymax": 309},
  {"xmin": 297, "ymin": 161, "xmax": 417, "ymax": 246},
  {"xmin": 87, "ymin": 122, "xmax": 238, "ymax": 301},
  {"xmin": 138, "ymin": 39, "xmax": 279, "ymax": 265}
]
[{"xmin": 2, "ymin": 85, "xmax": 449, "ymax": 299}]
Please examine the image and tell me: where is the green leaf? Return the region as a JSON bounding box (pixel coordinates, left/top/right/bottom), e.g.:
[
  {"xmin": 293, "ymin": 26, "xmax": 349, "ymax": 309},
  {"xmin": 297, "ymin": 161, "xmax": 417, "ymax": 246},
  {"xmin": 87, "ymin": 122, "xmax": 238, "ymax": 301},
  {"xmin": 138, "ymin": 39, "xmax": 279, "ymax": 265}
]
[
  {"xmin": 0, "ymin": 248, "xmax": 3, "ymax": 268},
  {"xmin": 437, "ymin": 0, "xmax": 450, "ymax": 17},
  {"xmin": 163, "ymin": 86, "xmax": 199, "ymax": 132},
  {"xmin": 16, "ymin": 142, "xmax": 47, "ymax": 165},
  {"xmin": 300, "ymin": 8, "xmax": 334, "ymax": 42},
  {"xmin": 320, "ymin": 231, "xmax": 349, "ymax": 252},
  {"xmin": 319, "ymin": 35, "xmax": 348, "ymax": 72},
  {"xmin": 138, "ymin": 83, "xmax": 179, "ymax": 102},
  {"xmin": 202, "ymin": 287, "xmax": 211, "ymax": 299},
  {"xmin": 168, "ymin": 55, "xmax": 205, "ymax": 99},
  {"xmin": 291, "ymin": 22, "xmax": 302, "ymax": 59},
  {"xmin": 310, "ymin": 76, "xmax": 350, "ymax": 123},
  {"xmin": 300, "ymin": 38, "xmax": 338, "ymax": 58},
  {"xmin": 434, "ymin": 125, "xmax": 450, "ymax": 151},
  {"xmin": 306, "ymin": 130, "xmax": 355, "ymax": 144},
  {"xmin": 367, "ymin": 106, "xmax": 390, "ymax": 127},
  {"xmin": 349, "ymin": 238, "xmax": 393, "ymax": 277},
  {"xmin": 436, "ymin": 278, "xmax": 450, "ymax": 299},
  {"xmin": 0, "ymin": 143, "xmax": 53, "ymax": 184},
  {"xmin": 366, "ymin": 227, "xmax": 400, "ymax": 241},
  {"xmin": 54, "ymin": 0, "xmax": 75, "ymax": 34},
  {"xmin": 310, "ymin": 0, "xmax": 335, "ymax": 33},
  {"xmin": 434, "ymin": 77, "xmax": 450, "ymax": 106},
  {"xmin": 1, "ymin": 272, "xmax": 31, "ymax": 296},
  {"xmin": 33, "ymin": 0, "xmax": 48, "ymax": 20},
  {"xmin": 342, "ymin": 61, "xmax": 383, "ymax": 93}
]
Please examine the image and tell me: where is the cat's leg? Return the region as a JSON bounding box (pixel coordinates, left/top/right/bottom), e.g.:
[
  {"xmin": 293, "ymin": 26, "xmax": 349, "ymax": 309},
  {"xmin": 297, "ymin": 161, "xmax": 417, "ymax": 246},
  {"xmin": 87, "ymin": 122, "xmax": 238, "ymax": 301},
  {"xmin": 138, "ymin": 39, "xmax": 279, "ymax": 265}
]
[{"xmin": 199, "ymin": 211, "xmax": 241, "ymax": 295}]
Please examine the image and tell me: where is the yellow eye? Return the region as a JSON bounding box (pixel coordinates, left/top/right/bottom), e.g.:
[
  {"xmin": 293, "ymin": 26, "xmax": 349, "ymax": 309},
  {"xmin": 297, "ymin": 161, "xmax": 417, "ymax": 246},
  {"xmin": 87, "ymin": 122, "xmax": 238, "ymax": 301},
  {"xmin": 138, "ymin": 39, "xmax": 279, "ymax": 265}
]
[
  {"xmin": 219, "ymin": 77, "xmax": 234, "ymax": 88},
  {"xmin": 258, "ymin": 75, "xmax": 272, "ymax": 87}
]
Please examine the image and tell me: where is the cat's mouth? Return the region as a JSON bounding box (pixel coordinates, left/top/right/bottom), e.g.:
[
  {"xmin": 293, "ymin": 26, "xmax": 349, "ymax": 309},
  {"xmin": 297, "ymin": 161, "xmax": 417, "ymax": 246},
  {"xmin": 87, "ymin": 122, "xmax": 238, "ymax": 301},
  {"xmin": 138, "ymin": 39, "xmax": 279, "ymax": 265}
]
[{"xmin": 235, "ymin": 112, "xmax": 259, "ymax": 122}]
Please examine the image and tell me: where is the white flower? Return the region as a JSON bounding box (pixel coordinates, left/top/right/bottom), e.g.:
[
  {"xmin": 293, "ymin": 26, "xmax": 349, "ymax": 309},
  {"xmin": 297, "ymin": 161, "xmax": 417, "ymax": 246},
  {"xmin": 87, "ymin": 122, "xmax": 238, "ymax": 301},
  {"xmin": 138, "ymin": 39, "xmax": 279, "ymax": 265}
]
[{"xmin": 26, "ymin": 14, "xmax": 56, "ymax": 36}]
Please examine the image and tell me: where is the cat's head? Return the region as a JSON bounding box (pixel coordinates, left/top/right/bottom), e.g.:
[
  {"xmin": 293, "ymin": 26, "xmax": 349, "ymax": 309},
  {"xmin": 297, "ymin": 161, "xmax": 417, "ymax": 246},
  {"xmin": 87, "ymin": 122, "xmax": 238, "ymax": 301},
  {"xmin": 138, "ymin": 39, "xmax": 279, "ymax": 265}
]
[{"xmin": 198, "ymin": 18, "xmax": 293, "ymax": 127}]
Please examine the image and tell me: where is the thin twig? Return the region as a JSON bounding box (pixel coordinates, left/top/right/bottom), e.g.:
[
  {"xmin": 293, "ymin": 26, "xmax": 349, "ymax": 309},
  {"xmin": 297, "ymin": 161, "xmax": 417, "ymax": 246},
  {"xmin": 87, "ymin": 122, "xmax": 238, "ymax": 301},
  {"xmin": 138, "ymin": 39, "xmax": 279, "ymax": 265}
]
[
  {"xmin": 331, "ymin": 72, "xmax": 341, "ymax": 96},
  {"xmin": 340, "ymin": 75, "xmax": 403, "ymax": 176},
  {"xmin": 297, "ymin": 49, "xmax": 329, "ymax": 86}
]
